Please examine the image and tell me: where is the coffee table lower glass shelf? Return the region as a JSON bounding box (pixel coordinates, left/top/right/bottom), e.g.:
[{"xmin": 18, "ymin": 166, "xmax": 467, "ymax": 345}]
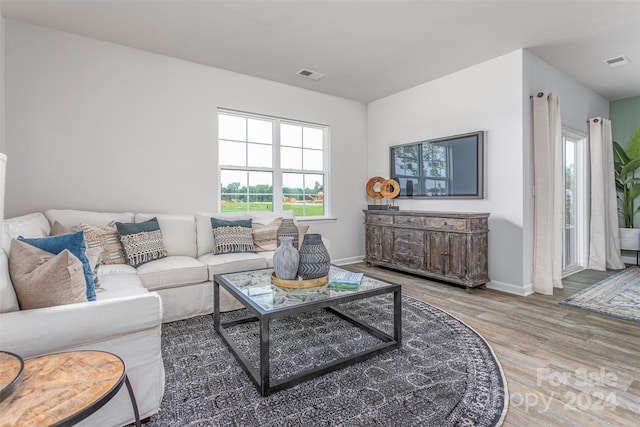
[{"xmin": 213, "ymin": 266, "xmax": 402, "ymax": 397}]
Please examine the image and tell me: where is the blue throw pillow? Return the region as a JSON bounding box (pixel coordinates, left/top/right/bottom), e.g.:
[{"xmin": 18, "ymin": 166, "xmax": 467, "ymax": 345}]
[
  {"xmin": 210, "ymin": 218, "xmax": 253, "ymax": 229},
  {"xmin": 18, "ymin": 231, "xmax": 96, "ymax": 301}
]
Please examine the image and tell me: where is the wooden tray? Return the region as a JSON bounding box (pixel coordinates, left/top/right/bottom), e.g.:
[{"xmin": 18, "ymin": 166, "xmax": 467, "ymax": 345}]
[{"xmin": 271, "ymin": 273, "xmax": 328, "ymax": 289}]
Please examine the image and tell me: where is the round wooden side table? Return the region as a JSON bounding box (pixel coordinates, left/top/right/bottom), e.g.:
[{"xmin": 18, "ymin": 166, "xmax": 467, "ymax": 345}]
[
  {"xmin": 0, "ymin": 350, "xmax": 140, "ymax": 427},
  {"xmin": 0, "ymin": 351, "xmax": 24, "ymax": 402}
]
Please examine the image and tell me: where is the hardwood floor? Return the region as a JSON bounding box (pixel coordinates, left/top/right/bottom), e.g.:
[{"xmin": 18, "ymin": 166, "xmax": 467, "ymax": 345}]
[{"xmin": 343, "ymin": 263, "xmax": 640, "ymax": 427}]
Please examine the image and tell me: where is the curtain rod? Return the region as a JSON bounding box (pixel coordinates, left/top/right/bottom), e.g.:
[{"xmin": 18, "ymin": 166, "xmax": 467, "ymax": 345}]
[{"xmin": 529, "ymin": 92, "xmax": 549, "ymax": 99}]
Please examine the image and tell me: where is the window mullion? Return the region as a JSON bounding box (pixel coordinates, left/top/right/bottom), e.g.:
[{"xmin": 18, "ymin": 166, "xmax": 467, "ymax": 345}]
[{"xmin": 273, "ymin": 119, "xmax": 283, "ymax": 211}]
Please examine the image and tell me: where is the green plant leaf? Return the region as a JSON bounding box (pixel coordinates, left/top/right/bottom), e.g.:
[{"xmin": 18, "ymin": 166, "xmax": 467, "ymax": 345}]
[
  {"xmin": 621, "ymin": 157, "xmax": 640, "ymax": 176},
  {"xmin": 625, "ymin": 127, "xmax": 640, "ymax": 158},
  {"xmin": 613, "ymin": 140, "xmax": 630, "ymax": 165},
  {"xmin": 628, "ymin": 184, "xmax": 640, "ymax": 201}
]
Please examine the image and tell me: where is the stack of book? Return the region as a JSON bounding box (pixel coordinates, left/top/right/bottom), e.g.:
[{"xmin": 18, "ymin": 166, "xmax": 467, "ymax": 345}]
[{"xmin": 328, "ymin": 272, "xmax": 364, "ymax": 289}]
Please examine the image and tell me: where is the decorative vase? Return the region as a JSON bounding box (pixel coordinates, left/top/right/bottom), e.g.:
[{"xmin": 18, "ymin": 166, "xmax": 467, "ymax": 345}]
[
  {"xmin": 273, "ymin": 236, "xmax": 299, "ymax": 280},
  {"xmin": 277, "ymin": 218, "xmax": 299, "ymax": 248},
  {"xmin": 297, "ymin": 233, "xmax": 330, "ymax": 279},
  {"xmin": 406, "ymin": 179, "xmax": 414, "ymax": 197}
]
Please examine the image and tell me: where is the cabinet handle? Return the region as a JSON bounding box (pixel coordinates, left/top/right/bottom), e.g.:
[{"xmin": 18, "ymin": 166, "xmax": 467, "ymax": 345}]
[{"xmin": 443, "ymin": 221, "xmax": 448, "ymax": 226}]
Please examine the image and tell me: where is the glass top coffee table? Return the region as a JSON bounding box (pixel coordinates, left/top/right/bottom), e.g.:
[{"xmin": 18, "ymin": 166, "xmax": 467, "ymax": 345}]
[{"xmin": 214, "ymin": 266, "xmax": 402, "ymax": 397}]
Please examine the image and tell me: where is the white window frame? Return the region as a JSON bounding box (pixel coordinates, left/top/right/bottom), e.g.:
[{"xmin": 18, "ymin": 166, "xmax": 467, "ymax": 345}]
[
  {"xmin": 217, "ymin": 109, "xmax": 331, "ymax": 219},
  {"xmin": 561, "ymin": 128, "xmax": 588, "ymax": 276}
]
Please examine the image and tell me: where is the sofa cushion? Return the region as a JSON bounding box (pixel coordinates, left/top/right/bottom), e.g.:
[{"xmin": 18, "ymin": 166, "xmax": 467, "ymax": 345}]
[
  {"xmin": 196, "ymin": 212, "xmax": 250, "ymax": 257},
  {"xmin": 135, "ymin": 213, "xmax": 197, "ymax": 258},
  {"xmin": 97, "ymin": 263, "xmax": 137, "ymax": 276},
  {"xmin": 249, "ymin": 210, "xmax": 295, "ymax": 225},
  {"xmin": 211, "ymin": 218, "xmax": 254, "ymax": 255},
  {"xmin": 136, "ymin": 256, "xmax": 208, "ymax": 291},
  {"xmin": 18, "ymin": 232, "xmax": 96, "ymax": 301},
  {"xmin": 9, "ymin": 239, "xmax": 87, "ymax": 310},
  {"xmin": 252, "ymin": 218, "xmax": 282, "ymax": 252},
  {"xmin": 198, "ymin": 252, "xmax": 269, "ymax": 280},
  {"xmin": 116, "ymin": 217, "xmax": 167, "ymax": 267},
  {"xmin": 95, "ymin": 273, "xmax": 148, "ymax": 300},
  {"xmin": 257, "ymin": 250, "xmax": 276, "ymax": 268},
  {"xmin": 80, "ymin": 222, "xmax": 126, "ymax": 265},
  {"xmin": 44, "ymin": 209, "xmax": 135, "ymax": 228},
  {"xmin": 0, "ymin": 251, "xmax": 19, "ymax": 313},
  {"xmin": 3, "ymin": 213, "xmax": 50, "ymax": 254}
]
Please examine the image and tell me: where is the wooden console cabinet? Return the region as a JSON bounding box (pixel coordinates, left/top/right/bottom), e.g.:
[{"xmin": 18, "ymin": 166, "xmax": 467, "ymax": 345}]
[{"xmin": 364, "ymin": 210, "xmax": 489, "ymax": 291}]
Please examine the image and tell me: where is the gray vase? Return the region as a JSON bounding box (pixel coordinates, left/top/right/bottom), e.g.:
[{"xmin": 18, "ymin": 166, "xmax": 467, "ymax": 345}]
[
  {"xmin": 273, "ymin": 236, "xmax": 299, "ymax": 280},
  {"xmin": 297, "ymin": 234, "xmax": 330, "ymax": 279}
]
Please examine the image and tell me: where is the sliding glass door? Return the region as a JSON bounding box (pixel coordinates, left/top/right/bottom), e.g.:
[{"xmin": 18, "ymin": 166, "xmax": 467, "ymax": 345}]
[{"xmin": 562, "ymin": 131, "xmax": 587, "ymax": 274}]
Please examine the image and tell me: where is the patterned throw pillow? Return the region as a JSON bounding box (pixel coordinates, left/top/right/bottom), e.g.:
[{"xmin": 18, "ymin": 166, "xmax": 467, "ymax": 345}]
[
  {"xmin": 211, "ymin": 218, "xmax": 254, "ymax": 255},
  {"xmin": 252, "ymin": 218, "xmax": 282, "ymax": 252},
  {"xmin": 81, "ymin": 221, "xmax": 126, "ymax": 265},
  {"xmin": 115, "ymin": 217, "xmax": 167, "ymax": 267}
]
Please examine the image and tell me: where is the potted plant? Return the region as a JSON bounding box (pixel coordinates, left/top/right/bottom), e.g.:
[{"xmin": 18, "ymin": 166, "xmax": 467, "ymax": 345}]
[{"xmin": 613, "ymin": 126, "xmax": 640, "ymax": 250}]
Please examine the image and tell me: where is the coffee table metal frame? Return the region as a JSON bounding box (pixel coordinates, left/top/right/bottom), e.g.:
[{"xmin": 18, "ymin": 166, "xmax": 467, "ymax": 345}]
[{"xmin": 213, "ymin": 268, "xmax": 402, "ymax": 397}]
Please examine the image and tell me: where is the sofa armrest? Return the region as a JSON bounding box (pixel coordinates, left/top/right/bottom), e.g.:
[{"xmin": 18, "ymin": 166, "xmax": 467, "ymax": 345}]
[{"xmin": 0, "ymin": 293, "xmax": 163, "ymax": 358}]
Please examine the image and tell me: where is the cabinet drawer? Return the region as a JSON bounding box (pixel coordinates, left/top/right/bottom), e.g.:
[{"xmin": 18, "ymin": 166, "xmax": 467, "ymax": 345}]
[
  {"xmin": 423, "ymin": 217, "xmax": 467, "ymax": 231},
  {"xmin": 394, "ymin": 216, "xmax": 424, "ymax": 227},
  {"xmin": 393, "ymin": 253, "xmax": 424, "ymax": 269},
  {"xmin": 367, "ymin": 214, "xmax": 393, "ymax": 225},
  {"xmin": 394, "ymin": 229, "xmax": 424, "ymax": 245}
]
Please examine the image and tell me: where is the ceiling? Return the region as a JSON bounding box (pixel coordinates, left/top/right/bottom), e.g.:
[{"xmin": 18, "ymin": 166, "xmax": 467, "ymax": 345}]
[{"xmin": 2, "ymin": 0, "xmax": 639, "ymax": 103}]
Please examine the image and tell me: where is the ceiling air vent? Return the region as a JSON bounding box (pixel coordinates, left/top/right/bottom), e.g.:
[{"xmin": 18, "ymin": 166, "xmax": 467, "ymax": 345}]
[
  {"xmin": 603, "ymin": 55, "xmax": 631, "ymax": 68},
  {"xmin": 296, "ymin": 69, "xmax": 326, "ymax": 81}
]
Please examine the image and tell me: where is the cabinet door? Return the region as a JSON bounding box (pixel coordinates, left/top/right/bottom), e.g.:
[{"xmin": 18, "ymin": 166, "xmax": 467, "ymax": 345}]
[
  {"xmin": 425, "ymin": 231, "xmax": 447, "ymax": 275},
  {"xmin": 446, "ymin": 233, "xmax": 468, "ymax": 279},
  {"xmin": 366, "ymin": 225, "xmax": 393, "ymax": 262}
]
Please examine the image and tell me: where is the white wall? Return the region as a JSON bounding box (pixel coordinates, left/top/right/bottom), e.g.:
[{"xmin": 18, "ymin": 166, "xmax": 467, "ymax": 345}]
[
  {"xmin": 368, "ymin": 50, "xmax": 526, "ymax": 294},
  {"xmin": 522, "ymin": 50, "xmax": 611, "ymax": 280},
  {"xmin": 0, "ymin": 16, "xmax": 4, "ymax": 153},
  {"xmin": 3, "ymin": 20, "xmax": 368, "ymax": 262}
]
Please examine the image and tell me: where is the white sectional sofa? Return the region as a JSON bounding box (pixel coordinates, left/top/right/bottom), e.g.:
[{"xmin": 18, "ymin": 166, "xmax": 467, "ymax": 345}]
[{"xmin": 0, "ymin": 208, "xmax": 306, "ymax": 426}]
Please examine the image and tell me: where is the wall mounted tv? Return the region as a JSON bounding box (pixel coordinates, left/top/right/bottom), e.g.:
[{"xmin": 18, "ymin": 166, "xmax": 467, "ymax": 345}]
[{"xmin": 390, "ymin": 131, "xmax": 485, "ymax": 199}]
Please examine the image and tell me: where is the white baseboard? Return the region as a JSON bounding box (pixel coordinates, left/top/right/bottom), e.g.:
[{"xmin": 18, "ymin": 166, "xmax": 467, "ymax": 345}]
[
  {"xmin": 487, "ymin": 280, "xmax": 533, "ymax": 296},
  {"xmin": 332, "ymin": 256, "xmax": 364, "ymax": 266}
]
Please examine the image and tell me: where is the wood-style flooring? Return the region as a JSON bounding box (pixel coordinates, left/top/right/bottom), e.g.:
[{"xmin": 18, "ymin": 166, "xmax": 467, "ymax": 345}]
[{"xmin": 343, "ymin": 263, "xmax": 640, "ymax": 427}]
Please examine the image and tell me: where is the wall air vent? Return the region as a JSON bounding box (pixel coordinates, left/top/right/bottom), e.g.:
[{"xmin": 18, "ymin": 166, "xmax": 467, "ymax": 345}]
[
  {"xmin": 603, "ymin": 55, "xmax": 631, "ymax": 68},
  {"xmin": 296, "ymin": 69, "xmax": 326, "ymax": 81}
]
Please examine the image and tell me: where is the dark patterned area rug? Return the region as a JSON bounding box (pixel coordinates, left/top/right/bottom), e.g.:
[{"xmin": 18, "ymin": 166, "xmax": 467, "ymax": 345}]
[{"xmin": 146, "ymin": 295, "xmax": 508, "ymax": 426}]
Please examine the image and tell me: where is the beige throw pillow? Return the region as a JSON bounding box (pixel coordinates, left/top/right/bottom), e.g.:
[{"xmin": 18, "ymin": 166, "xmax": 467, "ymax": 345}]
[
  {"xmin": 80, "ymin": 222, "xmax": 126, "ymax": 265},
  {"xmin": 49, "ymin": 220, "xmax": 73, "ymax": 236},
  {"xmin": 297, "ymin": 225, "xmax": 310, "ymax": 249},
  {"xmin": 252, "ymin": 218, "xmax": 282, "ymax": 251},
  {"xmin": 8, "ymin": 239, "xmax": 88, "ymax": 310}
]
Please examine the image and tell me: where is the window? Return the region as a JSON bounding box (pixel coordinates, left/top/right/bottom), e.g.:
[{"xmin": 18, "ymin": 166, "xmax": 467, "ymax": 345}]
[
  {"xmin": 218, "ymin": 110, "xmax": 328, "ymax": 217},
  {"xmin": 562, "ymin": 130, "xmax": 587, "ymax": 274}
]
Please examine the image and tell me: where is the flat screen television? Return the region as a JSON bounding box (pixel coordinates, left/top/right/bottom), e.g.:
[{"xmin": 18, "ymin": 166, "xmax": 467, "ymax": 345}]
[{"xmin": 390, "ymin": 131, "xmax": 485, "ymax": 199}]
